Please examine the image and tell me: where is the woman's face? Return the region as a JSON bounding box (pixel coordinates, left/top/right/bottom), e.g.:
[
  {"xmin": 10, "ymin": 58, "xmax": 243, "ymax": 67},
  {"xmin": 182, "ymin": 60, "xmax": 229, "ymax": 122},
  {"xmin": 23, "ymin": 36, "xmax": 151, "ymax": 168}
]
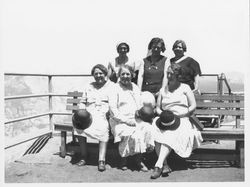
[
  {"xmin": 93, "ymin": 68, "xmax": 107, "ymax": 85},
  {"xmin": 119, "ymin": 67, "xmax": 132, "ymax": 85},
  {"xmin": 173, "ymin": 42, "xmax": 184, "ymax": 57},
  {"xmin": 118, "ymin": 44, "xmax": 129, "ymax": 55},
  {"xmin": 151, "ymin": 42, "xmax": 162, "ymax": 55}
]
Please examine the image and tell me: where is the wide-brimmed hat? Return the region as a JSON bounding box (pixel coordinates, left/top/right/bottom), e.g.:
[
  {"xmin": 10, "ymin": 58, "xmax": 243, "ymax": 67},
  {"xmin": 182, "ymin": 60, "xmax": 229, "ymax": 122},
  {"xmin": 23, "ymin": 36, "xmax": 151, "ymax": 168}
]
[
  {"xmin": 72, "ymin": 109, "xmax": 92, "ymax": 130},
  {"xmin": 156, "ymin": 110, "xmax": 180, "ymax": 130},
  {"xmin": 135, "ymin": 105, "xmax": 155, "ymax": 123}
]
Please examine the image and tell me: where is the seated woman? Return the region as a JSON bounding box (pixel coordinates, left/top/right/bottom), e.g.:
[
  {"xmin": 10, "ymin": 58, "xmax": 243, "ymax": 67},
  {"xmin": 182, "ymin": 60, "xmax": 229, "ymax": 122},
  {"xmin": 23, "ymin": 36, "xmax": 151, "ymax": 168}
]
[
  {"xmin": 109, "ymin": 65, "xmax": 155, "ymax": 172},
  {"xmin": 73, "ymin": 64, "xmax": 115, "ymax": 172},
  {"xmin": 151, "ymin": 63, "xmax": 203, "ymax": 179},
  {"xmin": 137, "ymin": 37, "xmax": 170, "ymax": 98}
]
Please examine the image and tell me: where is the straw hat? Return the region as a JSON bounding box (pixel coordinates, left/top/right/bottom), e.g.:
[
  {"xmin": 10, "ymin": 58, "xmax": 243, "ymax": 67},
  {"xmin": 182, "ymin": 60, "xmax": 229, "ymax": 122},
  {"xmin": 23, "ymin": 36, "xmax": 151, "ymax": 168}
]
[{"xmin": 156, "ymin": 110, "xmax": 180, "ymax": 130}]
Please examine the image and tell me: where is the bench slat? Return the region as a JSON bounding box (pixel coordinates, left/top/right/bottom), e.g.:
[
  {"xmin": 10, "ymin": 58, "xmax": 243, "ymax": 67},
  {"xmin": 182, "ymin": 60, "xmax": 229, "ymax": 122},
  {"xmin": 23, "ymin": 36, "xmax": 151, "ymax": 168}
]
[
  {"xmin": 67, "ymin": 91, "xmax": 83, "ymax": 97},
  {"xmin": 195, "ymin": 95, "xmax": 244, "ymax": 101},
  {"xmin": 196, "ymin": 102, "xmax": 244, "ymax": 108},
  {"xmin": 66, "ymin": 105, "xmax": 79, "ymax": 111},
  {"xmin": 54, "ymin": 123, "xmax": 73, "ymax": 132},
  {"xmin": 201, "ymin": 128, "xmax": 244, "ymax": 141},
  {"xmin": 67, "ymin": 98, "xmax": 81, "ymax": 104},
  {"xmin": 194, "ymin": 109, "xmax": 244, "ymax": 116}
]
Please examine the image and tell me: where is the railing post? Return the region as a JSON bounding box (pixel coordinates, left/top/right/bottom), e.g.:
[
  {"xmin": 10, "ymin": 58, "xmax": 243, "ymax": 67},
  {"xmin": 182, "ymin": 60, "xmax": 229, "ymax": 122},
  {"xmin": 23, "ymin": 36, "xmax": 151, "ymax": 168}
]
[
  {"xmin": 218, "ymin": 73, "xmax": 224, "ymax": 95},
  {"xmin": 48, "ymin": 75, "xmax": 53, "ymax": 137}
]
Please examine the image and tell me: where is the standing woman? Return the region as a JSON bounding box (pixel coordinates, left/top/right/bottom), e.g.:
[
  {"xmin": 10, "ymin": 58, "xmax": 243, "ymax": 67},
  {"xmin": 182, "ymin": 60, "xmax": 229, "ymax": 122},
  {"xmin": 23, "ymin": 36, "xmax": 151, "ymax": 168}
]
[
  {"xmin": 151, "ymin": 64, "xmax": 203, "ymax": 179},
  {"xmin": 109, "ymin": 65, "xmax": 155, "ymax": 172},
  {"xmin": 74, "ymin": 64, "xmax": 114, "ymax": 172},
  {"xmin": 137, "ymin": 37, "xmax": 170, "ymax": 98},
  {"xmin": 108, "ymin": 42, "xmax": 138, "ymax": 83},
  {"xmin": 170, "ymin": 40, "xmax": 202, "ymax": 94}
]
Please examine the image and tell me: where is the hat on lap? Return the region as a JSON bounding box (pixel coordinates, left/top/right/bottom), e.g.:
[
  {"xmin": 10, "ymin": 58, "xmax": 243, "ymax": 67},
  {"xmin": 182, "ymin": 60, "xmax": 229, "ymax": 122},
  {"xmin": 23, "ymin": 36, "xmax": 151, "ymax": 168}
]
[
  {"xmin": 156, "ymin": 110, "xmax": 180, "ymax": 130},
  {"xmin": 72, "ymin": 109, "xmax": 92, "ymax": 130}
]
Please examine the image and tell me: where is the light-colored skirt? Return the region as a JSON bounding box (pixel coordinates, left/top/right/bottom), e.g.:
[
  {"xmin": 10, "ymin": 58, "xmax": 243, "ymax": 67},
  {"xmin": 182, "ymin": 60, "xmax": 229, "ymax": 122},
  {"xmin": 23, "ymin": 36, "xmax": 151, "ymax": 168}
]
[
  {"xmin": 110, "ymin": 118, "xmax": 155, "ymax": 157},
  {"xmin": 74, "ymin": 110, "xmax": 109, "ymax": 142},
  {"xmin": 153, "ymin": 117, "xmax": 203, "ymax": 158}
]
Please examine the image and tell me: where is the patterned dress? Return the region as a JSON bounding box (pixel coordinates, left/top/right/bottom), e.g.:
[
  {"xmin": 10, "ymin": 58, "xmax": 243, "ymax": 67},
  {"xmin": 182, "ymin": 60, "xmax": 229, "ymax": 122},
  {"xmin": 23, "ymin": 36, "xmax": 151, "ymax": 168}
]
[
  {"xmin": 109, "ymin": 82, "xmax": 155, "ymax": 157},
  {"xmin": 153, "ymin": 83, "xmax": 203, "ymax": 158},
  {"xmin": 74, "ymin": 80, "xmax": 115, "ymax": 142}
]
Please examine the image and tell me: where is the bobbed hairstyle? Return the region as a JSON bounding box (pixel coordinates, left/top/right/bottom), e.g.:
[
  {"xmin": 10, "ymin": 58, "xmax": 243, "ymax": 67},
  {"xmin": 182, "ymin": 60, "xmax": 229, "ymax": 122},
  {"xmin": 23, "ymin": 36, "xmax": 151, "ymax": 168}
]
[
  {"xmin": 91, "ymin": 64, "xmax": 108, "ymax": 76},
  {"xmin": 116, "ymin": 42, "xmax": 130, "ymax": 53},
  {"xmin": 172, "ymin": 40, "xmax": 187, "ymax": 52},
  {"xmin": 148, "ymin": 37, "xmax": 166, "ymax": 52},
  {"xmin": 117, "ymin": 64, "xmax": 134, "ymax": 78}
]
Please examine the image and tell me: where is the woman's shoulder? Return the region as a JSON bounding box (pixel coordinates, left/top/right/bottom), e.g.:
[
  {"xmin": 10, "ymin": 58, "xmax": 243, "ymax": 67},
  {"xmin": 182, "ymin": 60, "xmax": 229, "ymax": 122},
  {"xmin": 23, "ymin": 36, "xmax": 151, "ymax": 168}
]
[{"xmin": 180, "ymin": 83, "xmax": 192, "ymax": 92}]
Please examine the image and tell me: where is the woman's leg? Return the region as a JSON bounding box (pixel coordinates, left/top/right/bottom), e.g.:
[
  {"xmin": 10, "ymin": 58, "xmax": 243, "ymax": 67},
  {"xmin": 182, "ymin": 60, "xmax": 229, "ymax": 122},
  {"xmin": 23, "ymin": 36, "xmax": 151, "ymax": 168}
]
[
  {"xmin": 98, "ymin": 141, "xmax": 108, "ymax": 171},
  {"xmin": 155, "ymin": 144, "xmax": 172, "ymax": 168},
  {"xmin": 99, "ymin": 141, "xmax": 108, "ymax": 161},
  {"xmin": 134, "ymin": 153, "xmax": 148, "ymax": 172},
  {"xmin": 151, "ymin": 143, "xmax": 172, "ymax": 179},
  {"xmin": 76, "ymin": 136, "xmax": 87, "ymax": 166}
]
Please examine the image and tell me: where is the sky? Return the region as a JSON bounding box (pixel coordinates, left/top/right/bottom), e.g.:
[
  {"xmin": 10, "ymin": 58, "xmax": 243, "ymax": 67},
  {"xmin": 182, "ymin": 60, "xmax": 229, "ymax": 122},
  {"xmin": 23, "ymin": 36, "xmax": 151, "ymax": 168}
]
[{"xmin": 0, "ymin": 0, "xmax": 249, "ymax": 75}]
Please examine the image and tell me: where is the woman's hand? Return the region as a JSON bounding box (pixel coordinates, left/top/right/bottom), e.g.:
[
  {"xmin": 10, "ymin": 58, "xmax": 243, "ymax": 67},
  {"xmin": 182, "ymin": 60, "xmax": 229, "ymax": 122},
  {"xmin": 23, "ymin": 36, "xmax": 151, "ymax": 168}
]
[{"xmin": 125, "ymin": 119, "xmax": 136, "ymax": 127}]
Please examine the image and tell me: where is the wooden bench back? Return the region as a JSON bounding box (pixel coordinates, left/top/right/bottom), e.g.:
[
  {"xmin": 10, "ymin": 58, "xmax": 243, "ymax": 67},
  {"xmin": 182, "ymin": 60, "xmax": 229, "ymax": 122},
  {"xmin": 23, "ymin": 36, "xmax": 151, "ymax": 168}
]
[
  {"xmin": 66, "ymin": 91, "xmax": 83, "ymax": 112},
  {"xmin": 194, "ymin": 94, "xmax": 244, "ymax": 128}
]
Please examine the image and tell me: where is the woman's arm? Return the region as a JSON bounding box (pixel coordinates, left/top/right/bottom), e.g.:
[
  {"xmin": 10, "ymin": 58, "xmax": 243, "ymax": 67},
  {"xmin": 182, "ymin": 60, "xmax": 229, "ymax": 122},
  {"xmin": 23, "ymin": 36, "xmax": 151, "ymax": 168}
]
[
  {"xmin": 185, "ymin": 85, "xmax": 197, "ymax": 116},
  {"xmin": 155, "ymin": 89, "xmax": 163, "ymax": 115},
  {"xmin": 137, "ymin": 60, "xmax": 144, "ymax": 91},
  {"xmin": 161, "ymin": 58, "xmax": 170, "ymax": 89},
  {"xmin": 108, "ymin": 88, "xmax": 136, "ymax": 126},
  {"xmin": 107, "ymin": 62, "xmax": 113, "ymax": 79},
  {"xmin": 193, "ymin": 74, "xmax": 200, "ymax": 94}
]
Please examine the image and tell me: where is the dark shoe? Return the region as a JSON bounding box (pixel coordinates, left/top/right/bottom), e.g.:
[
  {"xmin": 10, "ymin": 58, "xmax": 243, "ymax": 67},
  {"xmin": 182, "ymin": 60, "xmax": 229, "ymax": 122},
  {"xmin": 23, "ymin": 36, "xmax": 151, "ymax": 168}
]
[
  {"xmin": 150, "ymin": 167, "xmax": 162, "ymax": 179},
  {"xmin": 98, "ymin": 160, "xmax": 106, "ymax": 172},
  {"xmin": 162, "ymin": 164, "xmax": 172, "ymax": 177},
  {"xmin": 76, "ymin": 159, "xmax": 86, "ymax": 166},
  {"xmin": 120, "ymin": 157, "xmax": 128, "ymax": 171}
]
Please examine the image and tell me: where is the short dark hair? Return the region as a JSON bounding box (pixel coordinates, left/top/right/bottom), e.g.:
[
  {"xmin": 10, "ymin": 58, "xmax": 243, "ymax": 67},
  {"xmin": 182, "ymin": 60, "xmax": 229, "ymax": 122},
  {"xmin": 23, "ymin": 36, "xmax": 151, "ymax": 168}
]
[
  {"xmin": 172, "ymin": 40, "xmax": 187, "ymax": 52},
  {"xmin": 116, "ymin": 42, "xmax": 130, "ymax": 53},
  {"xmin": 91, "ymin": 64, "xmax": 108, "ymax": 76},
  {"xmin": 117, "ymin": 64, "xmax": 134, "ymax": 78},
  {"xmin": 148, "ymin": 37, "xmax": 166, "ymax": 52}
]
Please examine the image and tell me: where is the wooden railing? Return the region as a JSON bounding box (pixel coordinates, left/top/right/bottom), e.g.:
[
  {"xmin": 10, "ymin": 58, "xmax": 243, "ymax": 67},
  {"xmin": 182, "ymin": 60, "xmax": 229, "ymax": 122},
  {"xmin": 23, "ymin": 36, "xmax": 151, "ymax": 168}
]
[{"xmin": 4, "ymin": 72, "xmax": 233, "ymax": 149}]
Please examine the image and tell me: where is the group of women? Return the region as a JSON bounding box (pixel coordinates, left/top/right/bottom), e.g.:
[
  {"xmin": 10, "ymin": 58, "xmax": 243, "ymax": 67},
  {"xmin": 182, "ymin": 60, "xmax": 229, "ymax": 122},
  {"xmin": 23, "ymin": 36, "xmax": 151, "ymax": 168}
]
[{"xmin": 71, "ymin": 38, "xmax": 203, "ymax": 179}]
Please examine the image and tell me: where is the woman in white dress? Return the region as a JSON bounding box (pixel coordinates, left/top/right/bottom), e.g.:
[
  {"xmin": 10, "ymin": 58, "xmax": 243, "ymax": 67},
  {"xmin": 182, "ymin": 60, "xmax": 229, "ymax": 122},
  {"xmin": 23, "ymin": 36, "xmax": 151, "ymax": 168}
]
[
  {"xmin": 74, "ymin": 64, "xmax": 114, "ymax": 172},
  {"xmin": 109, "ymin": 65, "xmax": 155, "ymax": 172},
  {"xmin": 151, "ymin": 63, "xmax": 203, "ymax": 179}
]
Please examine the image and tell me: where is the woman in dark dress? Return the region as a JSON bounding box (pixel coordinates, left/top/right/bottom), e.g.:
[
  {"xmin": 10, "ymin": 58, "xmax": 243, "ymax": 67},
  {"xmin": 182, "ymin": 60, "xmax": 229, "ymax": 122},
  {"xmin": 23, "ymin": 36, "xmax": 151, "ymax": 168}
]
[
  {"xmin": 137, "ymin": 37, "xmax": 170, "ymax": 98},
  {"xmin": 170, "ymin": 40, "xmax": 202, "ymax": 94}
]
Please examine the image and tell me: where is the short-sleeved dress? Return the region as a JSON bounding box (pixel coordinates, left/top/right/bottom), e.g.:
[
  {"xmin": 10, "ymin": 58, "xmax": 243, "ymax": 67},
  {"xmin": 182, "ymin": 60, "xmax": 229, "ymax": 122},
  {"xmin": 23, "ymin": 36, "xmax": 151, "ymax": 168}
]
[
  {"xmin": 74, "ymin": 80, "xmax": 115, "ymax": 142},
  {"xmin": 109, "ymin": 82, "xmax": 155, "ymax": 157},
  {"xmin": 153, "ymin": 83, "xmax": 203, "ymax": 158},
  {"xmin": 170, "ymin": 56, "xmax": 201, "ymax": 90}
]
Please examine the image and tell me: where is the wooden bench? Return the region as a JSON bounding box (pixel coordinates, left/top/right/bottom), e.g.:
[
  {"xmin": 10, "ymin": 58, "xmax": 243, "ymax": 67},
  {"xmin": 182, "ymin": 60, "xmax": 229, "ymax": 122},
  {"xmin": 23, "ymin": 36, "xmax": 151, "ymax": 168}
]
[
  {"xmin": 54, "ymin": 91, "xmax": 83, "ymax": 158},
  {"xmin": 54, "ymin": 91, "xmax": 114, "ymax": 158},
  {"xmin": 194, "ymin": 94, "xmax": 244, "ymax": 168}
]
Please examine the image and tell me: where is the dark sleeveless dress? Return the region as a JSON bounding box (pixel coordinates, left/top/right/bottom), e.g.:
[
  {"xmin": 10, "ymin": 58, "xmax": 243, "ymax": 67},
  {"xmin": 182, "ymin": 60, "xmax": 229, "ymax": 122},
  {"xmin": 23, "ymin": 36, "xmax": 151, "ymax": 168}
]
[{"xmin": 142, "ymin": 56, "xmax": 167, "ymax": 94}]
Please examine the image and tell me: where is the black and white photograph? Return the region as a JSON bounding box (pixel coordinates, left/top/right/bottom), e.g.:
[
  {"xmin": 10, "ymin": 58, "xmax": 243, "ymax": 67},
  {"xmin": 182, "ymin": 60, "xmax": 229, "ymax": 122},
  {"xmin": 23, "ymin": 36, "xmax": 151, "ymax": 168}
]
[{"xmin": 1, "ymin": 0, "xmax": 249, "ymax": 184}]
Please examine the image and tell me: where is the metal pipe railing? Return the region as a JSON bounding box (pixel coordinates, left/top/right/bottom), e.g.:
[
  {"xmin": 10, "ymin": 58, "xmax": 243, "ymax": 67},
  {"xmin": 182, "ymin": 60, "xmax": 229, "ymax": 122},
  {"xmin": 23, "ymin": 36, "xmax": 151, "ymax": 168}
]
[
  {"xmin": 4, "ymin": 73, "xmax": 92, "ymax": 149},
  {"xmin": 4, "ymin": 72, "xmax": 232, "ymax": 148}
]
